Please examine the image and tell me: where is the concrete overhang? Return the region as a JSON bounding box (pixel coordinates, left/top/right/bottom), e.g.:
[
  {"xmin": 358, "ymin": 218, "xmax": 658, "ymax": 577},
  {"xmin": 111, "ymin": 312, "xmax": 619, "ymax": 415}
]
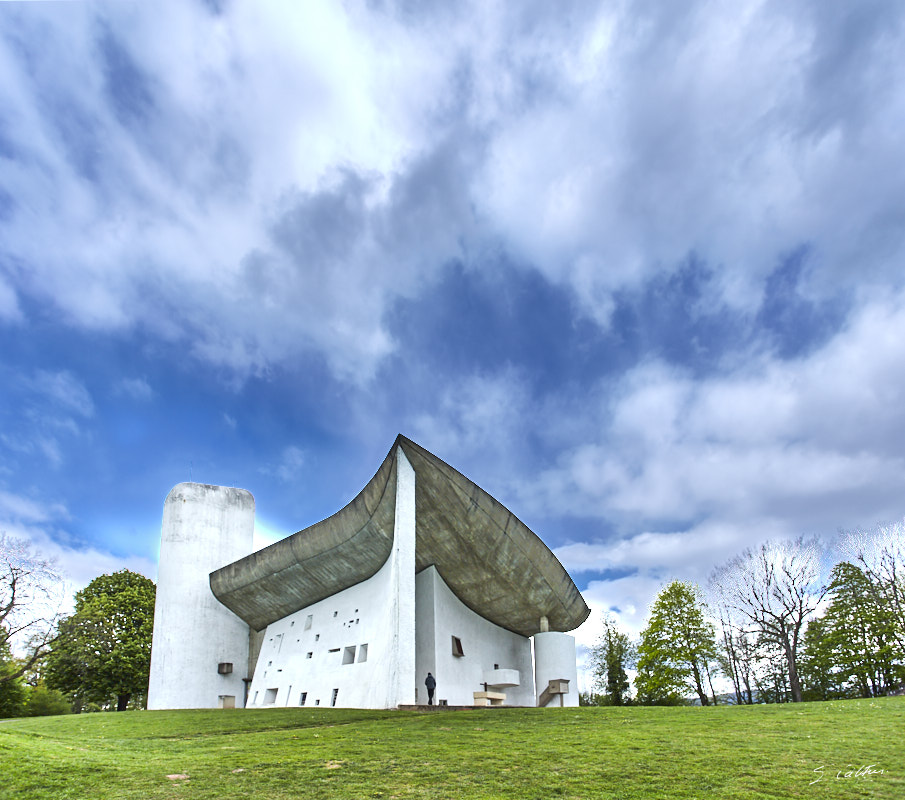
[{"xmin": 210, "ymin": 435, "xmax": 590, "ymax": 637}]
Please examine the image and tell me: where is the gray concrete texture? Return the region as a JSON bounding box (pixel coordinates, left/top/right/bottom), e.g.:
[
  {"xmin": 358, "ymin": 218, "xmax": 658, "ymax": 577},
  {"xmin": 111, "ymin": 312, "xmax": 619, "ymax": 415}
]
[{"xmin": 209, "ymin": 435, "xmax": 590, "ymax": 637}]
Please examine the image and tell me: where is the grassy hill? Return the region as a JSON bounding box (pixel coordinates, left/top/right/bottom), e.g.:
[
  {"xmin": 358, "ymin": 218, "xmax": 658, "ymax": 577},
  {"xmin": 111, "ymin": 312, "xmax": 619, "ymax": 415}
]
[{"xmin": 1, "ymin": 698, "xmax": 902, "ymax": 799}]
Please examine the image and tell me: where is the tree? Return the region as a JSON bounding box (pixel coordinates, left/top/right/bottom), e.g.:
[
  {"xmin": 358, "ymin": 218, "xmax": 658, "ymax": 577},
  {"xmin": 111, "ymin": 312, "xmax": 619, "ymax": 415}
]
[
  {"xmin": 0, "ymin": 533, "xmax": 66, "ymax": 684},
  {"xmin": 634, "ymin": 581, "xmax": 718, "ymax": 706},
  {"xmin": 0, "ymin": 640, "xmax": 27, "ymax": 718},
  {"xmin": 840, "ymin": 522, "xmax": 905, "ymax": 657},
  {"xmin": 23, "ymin": 683, "xmax": 71, "ymax": 717},
  {"xmin": 713, "ymin": 606, "xmax": 758, "ymax": 704},
  {"xmin": 590, "ymin": 614, "xmax": 634, "ymax": 705},
  {"xmin": 710, "ymin": 537, "xmax": 826, "ymax": 703},
  {"xmin": 45, "ymin": 570, "xmax": 155, "ymax": 711},
  {"xmin": 804, "ymin": 562, "xmax": 904, "ymax": 698}
]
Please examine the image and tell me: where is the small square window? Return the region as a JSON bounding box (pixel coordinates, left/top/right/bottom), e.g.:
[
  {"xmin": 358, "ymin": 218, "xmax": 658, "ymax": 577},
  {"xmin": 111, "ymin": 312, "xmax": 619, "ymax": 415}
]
[
  {"xmin": 315, "ymin": 634, "xmax": 320, "ymax": 641},
  {"xmin": 315, "ymin": 699, "xmax": 320, "ymax": 706},
  {"xmin": 306, "ymin": 652, "xmax": 313, "ymax": 659}
]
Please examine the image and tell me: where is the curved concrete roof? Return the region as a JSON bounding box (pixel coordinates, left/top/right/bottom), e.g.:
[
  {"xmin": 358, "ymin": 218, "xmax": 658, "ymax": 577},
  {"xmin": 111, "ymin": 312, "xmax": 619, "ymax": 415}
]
[{"xmin": 210, "ymin": 435, "xmax": 589, "ymax": 637}]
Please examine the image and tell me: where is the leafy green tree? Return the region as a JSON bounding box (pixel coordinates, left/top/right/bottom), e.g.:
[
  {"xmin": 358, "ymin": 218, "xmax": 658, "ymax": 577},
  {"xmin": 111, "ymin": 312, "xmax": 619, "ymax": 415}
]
[
  {"xmin": 841, "ymin": 524, "xmax": 905, "ymax": 659},
  {"xmin": 811, "ymin": 562, "xmax": 903, "ymax": 697},
  {"xmin": 799, "ymin": 617, "xmax": 838, "ymax": 700},
  {"xmin": 590, "ymin": 614, "xmax": 634, "ymax": 705},
  {"xmin": 24, "ymin": 683, "xmax": 71, "ymax": 717},
  {"xmin": 46, "ymin": 570, "xmax": 155, "ymax": 711},
  {"xmin": 635, "ymin": 581, "xmax": 718, "ymax": 706},
  {"xmin": 0, "ymin": 641, "xmax": 27, "ymax": 718}
]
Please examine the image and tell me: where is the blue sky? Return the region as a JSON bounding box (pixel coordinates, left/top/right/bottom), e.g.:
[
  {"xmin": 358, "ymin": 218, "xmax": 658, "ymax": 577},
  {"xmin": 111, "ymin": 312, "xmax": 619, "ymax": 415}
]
[{"xmin": 2, "ymin": 1, "xmax": 905, "ymax": 673}]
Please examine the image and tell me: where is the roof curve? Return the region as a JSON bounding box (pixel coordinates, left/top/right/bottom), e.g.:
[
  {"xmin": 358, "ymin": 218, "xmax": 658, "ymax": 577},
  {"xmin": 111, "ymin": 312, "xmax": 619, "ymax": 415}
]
[{"xmin": 210, "ymin": 435, "xmax": 589, "ymax": 637}]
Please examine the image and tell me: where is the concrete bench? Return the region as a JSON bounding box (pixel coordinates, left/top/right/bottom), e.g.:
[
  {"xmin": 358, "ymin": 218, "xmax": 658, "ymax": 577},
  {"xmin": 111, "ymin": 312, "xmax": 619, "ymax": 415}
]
[{"xmin": 473, "ymin": 690, "xmax": 506, "ymax": 706}]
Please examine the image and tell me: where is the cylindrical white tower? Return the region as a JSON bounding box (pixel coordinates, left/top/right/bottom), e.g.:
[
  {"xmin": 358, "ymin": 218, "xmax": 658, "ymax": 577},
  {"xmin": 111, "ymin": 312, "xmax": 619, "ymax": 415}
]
[
  {"xmin": 533, "ymin": 631, "xmax": 579, "ymax": 707},
  {"xmin": 148, "ymin": 483, "xmax": 254, "ymax": 709}
]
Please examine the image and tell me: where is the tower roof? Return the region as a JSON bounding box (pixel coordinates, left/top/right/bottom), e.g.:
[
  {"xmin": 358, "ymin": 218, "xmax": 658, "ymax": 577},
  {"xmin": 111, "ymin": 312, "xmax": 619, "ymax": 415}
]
[{"xmin": 209, "ymin": 435, "xmax": 589, "ymax": 636}]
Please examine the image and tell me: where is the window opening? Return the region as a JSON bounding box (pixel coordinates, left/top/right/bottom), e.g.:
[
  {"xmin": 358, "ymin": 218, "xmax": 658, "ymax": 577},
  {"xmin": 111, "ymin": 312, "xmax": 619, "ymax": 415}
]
[
  {"xmin": 331, "ymin": 688, "xmax": 339, "ymax": 707},
  {"xmin": 342, "ymin": 646, "xmax": 356, "ymax": 665},
  {"xmin": 358, "ymin": 643, "xmax": 368, "ymax": 663},
  {"xmin": 306, "ymin": 652, "xmax": 313, "ymax": 659},
  {"xmin": 451, "ymin": 636, "xmax": 465, "ymax": 657},
  {"xmin": 304, "ymin": 614, "xmax": 313, "ymax": 631},
  {"xmin": 300, "ymin": 692, "xmax": 307, "ymax": 706},
  {"xmin": 264, "ymin": 688, "xmax": 278, "ymax": 705}
]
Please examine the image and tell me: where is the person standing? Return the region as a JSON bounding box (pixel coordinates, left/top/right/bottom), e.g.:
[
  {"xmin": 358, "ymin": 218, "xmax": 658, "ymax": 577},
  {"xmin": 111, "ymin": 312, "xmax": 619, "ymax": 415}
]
[{"xmin": 425, "ymin": 672, "xmax": 436, "ymax": 705}]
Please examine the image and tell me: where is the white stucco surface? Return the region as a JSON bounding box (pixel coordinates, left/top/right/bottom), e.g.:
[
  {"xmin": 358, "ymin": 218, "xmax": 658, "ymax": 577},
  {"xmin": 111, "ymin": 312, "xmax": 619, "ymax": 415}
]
[
  {"xmin": 148, "ymin": 483, "xmax": 254, "ymax": 710},
  {"xmin": 245, "ymin": 449, "xmax": 417, "ymax": 710},
  {"xmin": 415, "ymin": 566, "xmax": 535, "ymax": 706},
  {"xmin": 534, "ymin": 631, "xmax": 579, "ymax": 707}
]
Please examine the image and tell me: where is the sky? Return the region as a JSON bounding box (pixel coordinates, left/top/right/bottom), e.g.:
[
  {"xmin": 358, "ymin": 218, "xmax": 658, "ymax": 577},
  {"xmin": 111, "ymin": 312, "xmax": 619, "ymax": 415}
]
[{"xmin": 2, "ymin": 0, "xmax": 905, "ymax": 688}]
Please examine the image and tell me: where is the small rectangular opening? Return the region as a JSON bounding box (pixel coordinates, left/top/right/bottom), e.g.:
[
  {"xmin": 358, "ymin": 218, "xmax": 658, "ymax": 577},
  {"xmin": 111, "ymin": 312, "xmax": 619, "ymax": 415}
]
[
  {"xmin": 451, "ymin": 636, "xmax": 465, "ymax": 658},
  {"xmin": 264, "ymin": 688, "xmax": 278, "ymax": 705},
  {"xmin": 331, "ymin": 688, "xmax": 339, "ymax": 707},
  {"xmin": 342, "ymin": 646, "xmax": 356, "ymax": 665},
  {"xmin": 304, "ymin": 614, "xmax": 313, "ymax": 631},
  {"xmin": 306, "ymin": 652, "xmax": 313, "ymax": 659},
  {"xmin": 218, "ymin": 662, "xmax": 233, "ymax": 675},
  {"xmin": 218, "ymin": 695, "xmax": 235, "ymax": 709},
  {"xmin": 300, "ymin": 692, "xmax": 307, "ymax": 706},
  {"xmin": 357, "ymin": 643, "xmax": 368, "ymax": 663}
]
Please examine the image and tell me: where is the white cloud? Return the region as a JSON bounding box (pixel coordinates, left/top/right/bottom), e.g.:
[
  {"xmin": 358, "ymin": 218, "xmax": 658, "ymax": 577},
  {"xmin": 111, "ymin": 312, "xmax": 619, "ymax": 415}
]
[
  {"xmin": 260, "ymin": 445, "xmax": 306, "ymax": 484},
  {"xmin": 115, "ymin": 377, "xmax": 153, "ymax": 402},
  {"xmin": 23, "ymin": 370, "xmax": 95, "ymax": 418}
]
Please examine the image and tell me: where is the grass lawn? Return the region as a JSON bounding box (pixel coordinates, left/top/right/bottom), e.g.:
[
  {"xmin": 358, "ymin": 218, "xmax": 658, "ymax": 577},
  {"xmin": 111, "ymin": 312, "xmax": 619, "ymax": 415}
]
[{"xmin": 1, "ymin": 698, "xmax": 902, "ymax": 799}]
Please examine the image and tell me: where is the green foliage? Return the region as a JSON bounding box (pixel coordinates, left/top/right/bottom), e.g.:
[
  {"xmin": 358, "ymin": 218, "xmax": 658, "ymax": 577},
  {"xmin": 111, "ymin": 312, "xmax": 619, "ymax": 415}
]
[
  {"xmin": 0, "ymin": 647, "xmax": 28, "ymax": 718},
  {"xmin": 45, "ymin": 570, "xmax": 155, "ymax": 711},
  {"xmin": 801, "ymin": 562, "xmax": 905, "ymax": 699},
  {"xmin": 635, "ymin": 581, "xmax": 718, "ymax": 705},
  {"xmin": 1, "ymin": 702, "xmax": 904, "ymax": 799},
  {"xmin": 24, "ymin": 683, "xmax": 72, "ymax": 717},
  {"xmin": 590, "ymin": 614, "xmax": 634, "ymax": 705}
]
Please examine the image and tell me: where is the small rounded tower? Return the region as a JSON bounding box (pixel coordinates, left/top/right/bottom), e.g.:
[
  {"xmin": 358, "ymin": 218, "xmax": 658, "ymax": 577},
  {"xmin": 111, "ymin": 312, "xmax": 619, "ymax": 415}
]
[
  {"xmin": 534, "ymin": 631, "xmax": 579, "ymax": 707},
  {"xmin": 147, "ymin": 483, "xmax": 254, "ymax": 709}
]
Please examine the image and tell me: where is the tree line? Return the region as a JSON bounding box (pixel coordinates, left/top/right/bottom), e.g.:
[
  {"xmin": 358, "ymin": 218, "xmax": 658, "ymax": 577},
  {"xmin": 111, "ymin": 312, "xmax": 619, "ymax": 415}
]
[
  {"xmin": 1, "ymin": 533, "xmax": 155, "ymax": 718},
  {"xmin": 585, "ymin": 523, "xmax": 905, "ymax": 706}
]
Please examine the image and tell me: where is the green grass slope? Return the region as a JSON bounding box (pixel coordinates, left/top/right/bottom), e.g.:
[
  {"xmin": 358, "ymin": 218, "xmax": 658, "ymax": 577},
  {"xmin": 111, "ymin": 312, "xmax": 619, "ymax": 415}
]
[{"xmin": 1, "ymin": 698, "xmax": 902, "ymax": 799}]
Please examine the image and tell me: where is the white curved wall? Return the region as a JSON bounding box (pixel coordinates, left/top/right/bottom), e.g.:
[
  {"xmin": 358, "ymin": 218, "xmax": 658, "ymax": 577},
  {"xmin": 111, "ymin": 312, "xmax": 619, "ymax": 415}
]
[
  {"xmin": 415, "ymin": 566, "xmax": 535, "ymax": 706},
  {"xmin": 148, "ymin": 483, "xmax": 254, "ymax": 709},
  {"xmin": 245, "ymin": 447, "xmax": 416, "ymax": 710},
  {"xmin": 534, "ymin": 631, "xmax": 579, "ymax": 707}
]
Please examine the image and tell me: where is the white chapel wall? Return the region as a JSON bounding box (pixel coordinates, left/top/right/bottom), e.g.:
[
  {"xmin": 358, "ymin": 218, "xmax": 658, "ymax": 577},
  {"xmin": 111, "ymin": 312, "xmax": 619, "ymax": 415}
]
[{"xmin": 415, "ymin": 566, "xmax": 536, "ymax": 707}]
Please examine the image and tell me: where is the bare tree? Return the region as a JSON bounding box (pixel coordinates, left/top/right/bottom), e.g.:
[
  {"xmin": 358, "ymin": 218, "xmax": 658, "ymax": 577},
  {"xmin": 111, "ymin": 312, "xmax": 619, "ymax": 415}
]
[
  {"xmin": 0, "ymin": 532, "xmax": 67, "ymax": 683},
  {"xmin": 840, "ymin": 521, "xmax": 905, "ymax": 655},
  {"xmin": 709, "ymin": 537, "xmax": 827, "ymax": 703}
]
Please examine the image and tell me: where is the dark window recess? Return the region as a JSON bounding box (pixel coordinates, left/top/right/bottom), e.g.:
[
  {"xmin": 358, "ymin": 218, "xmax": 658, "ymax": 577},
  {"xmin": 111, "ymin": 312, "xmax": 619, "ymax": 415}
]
[
  {"xmin": 300, "ymin": 692, "xmax": 307, "ymax": 706},
  {"xmin": 451, "ymin": 636, "xmax": 465, "ymax": 657},
  {"xmin": 331, "ymin": 688, "xmax": 339, "ymax": 707},
  {"xmin": 218, "ymin": 662, "xmax": 233, "ymax": 674}
]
